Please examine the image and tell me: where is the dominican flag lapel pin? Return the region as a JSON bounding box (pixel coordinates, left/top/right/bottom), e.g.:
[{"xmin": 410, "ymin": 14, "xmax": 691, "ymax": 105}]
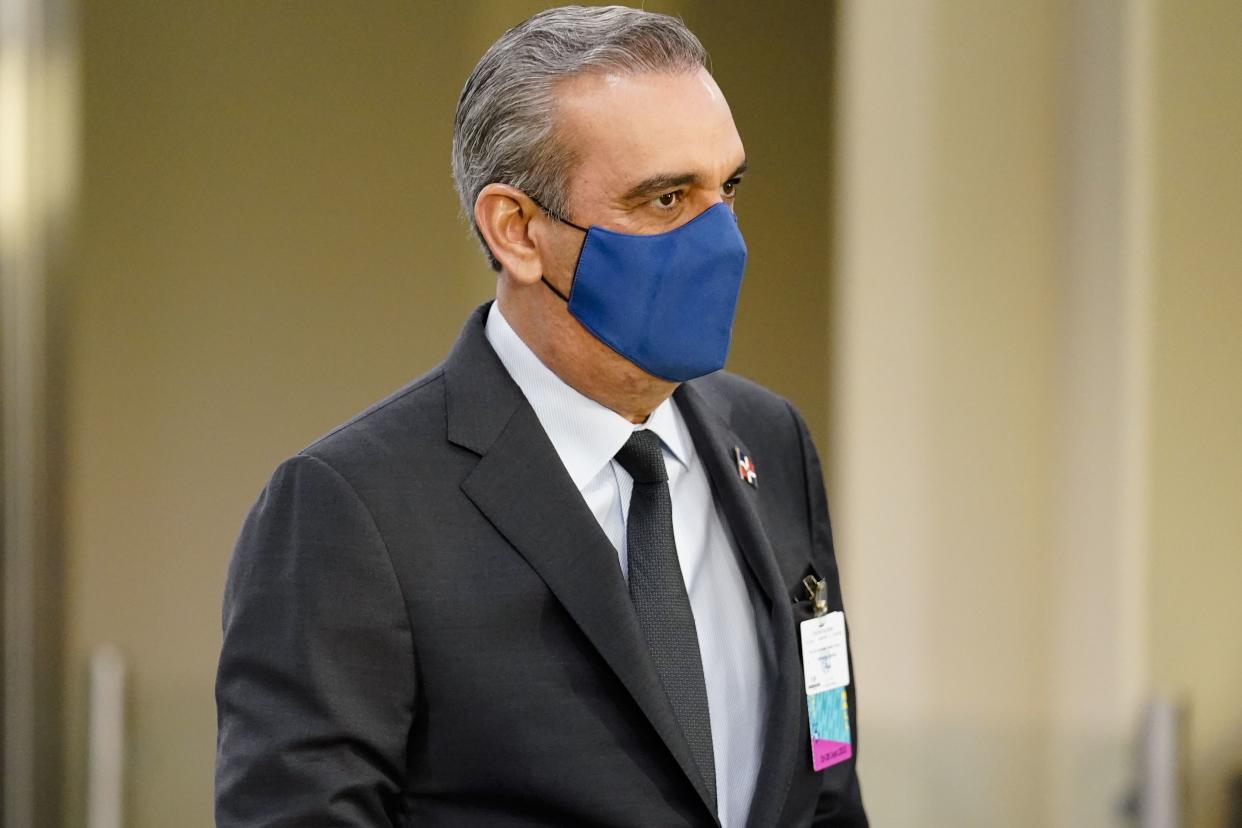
[{"xmin": 734, "ymin": 446, "xmax": 758, "ymax": 487}]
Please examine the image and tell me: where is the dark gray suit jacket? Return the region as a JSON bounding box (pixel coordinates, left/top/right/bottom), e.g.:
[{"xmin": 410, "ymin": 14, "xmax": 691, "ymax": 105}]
[{"xmin": 215, "ymin": 303, "xmax": 866, "ymax": 827}]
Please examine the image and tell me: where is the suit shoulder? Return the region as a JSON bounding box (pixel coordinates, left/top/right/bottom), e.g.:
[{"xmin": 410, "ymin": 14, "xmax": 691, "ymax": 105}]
[
  {"xmin": 299, "ymin": 366, "xmax": 447, "ymax": 468},
  {"xmin": 690, "ymin": 370, "xmax": 798, "ymax": 423}
]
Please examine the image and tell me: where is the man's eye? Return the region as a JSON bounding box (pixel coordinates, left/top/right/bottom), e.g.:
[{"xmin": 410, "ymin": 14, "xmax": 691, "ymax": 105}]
[
  {"xmin": 723, "ymin": 178, "xmax": 741, "ymax": 198},
  {"xmin": 654, "ymin": 191, "xmax": 681, "ymax": 209}
]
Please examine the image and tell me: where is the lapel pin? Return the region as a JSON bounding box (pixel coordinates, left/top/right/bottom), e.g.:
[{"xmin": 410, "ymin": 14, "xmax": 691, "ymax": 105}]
[{"xmin": 734, "ymin": 446, "xmax": 758, "ymax": 487}]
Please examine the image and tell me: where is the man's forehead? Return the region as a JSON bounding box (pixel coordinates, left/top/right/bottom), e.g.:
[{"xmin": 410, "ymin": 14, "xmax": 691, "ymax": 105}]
[{"xmin": 554, "ymin": 68, "xmax": 744, "ymax": 196}]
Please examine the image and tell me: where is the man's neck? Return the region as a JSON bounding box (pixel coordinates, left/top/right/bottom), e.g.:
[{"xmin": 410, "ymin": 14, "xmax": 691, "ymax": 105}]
[{"xmin": 495, "ymin": 293, "xmax": 677, "ymax": 424}]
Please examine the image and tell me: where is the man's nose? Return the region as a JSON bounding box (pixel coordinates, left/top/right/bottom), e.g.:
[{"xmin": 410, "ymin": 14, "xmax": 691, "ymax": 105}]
[{"xmin": 697, "ymin": 191, "xmax": 732, "ymax": 212}]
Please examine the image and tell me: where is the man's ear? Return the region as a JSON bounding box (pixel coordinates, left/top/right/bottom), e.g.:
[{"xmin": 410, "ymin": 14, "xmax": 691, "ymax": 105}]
[{"xmin": 474, "ymin": 184, "xmax": 544, "ymax": 285}]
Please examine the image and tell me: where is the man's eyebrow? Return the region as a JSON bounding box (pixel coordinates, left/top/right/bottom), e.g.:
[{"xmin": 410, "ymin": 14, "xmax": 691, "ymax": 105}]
[
  {"xmin": 621, "ymin": 172, "xmax": 700, "ymax": 202},
  {"xmin": 619, "ymin": 159, "xmax": 749, "ymax": 203}
]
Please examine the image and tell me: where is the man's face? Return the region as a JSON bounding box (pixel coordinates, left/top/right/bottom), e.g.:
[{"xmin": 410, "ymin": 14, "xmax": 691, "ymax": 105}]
[{"xmin": 538, "ymin": 67, "xmax": 747, "ymax": 286}]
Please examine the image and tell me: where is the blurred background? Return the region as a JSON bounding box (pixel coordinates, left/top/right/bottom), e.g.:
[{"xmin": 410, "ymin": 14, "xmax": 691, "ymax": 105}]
[{"xmin": 2, "ymin": 1, "xmax": 1239, "ymax": 826}]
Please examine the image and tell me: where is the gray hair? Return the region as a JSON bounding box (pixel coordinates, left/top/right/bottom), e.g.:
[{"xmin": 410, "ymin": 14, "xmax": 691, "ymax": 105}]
[{"xmin": 451, "ymin": 5, "xmax": 708, "ymax": 271}]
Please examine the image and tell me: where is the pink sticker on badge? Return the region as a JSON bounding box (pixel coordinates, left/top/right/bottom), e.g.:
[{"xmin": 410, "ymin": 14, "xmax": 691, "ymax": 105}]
[{"xmin": 812, "ymin": 738, "xmax": 853, "ymax": 771}]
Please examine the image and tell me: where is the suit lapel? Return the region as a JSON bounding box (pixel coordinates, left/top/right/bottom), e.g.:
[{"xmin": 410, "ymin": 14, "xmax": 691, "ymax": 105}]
[
  {"xmin": 444, "ymin": 305, "xmax": 719, "ymax": 821},
  {"xmin": 675, "ymin": 381, "xmax": 806, "ymax": 828}
]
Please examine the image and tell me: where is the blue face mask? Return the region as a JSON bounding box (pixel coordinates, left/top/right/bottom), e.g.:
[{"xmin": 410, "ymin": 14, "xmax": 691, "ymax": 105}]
[{"xmin": 538, "ymin": 202, "xmax": 748, "ymax": 383}]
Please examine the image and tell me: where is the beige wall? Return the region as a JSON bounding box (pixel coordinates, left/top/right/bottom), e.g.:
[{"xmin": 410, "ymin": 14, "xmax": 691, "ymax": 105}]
[
  {"xmin": 835, "ymin": 3, "xmax": 1060, "ymax": 825},
  {"xmin": 61, "ymin": 3, "xmax": 835, "ymax": 826},
  {"xmin": 837, "ymin": 1, "xmax": 1242, "ymax": 826},
  {"xmin": 1148, "ymin": 1, "xmax": 1242, "ymax": 825}
]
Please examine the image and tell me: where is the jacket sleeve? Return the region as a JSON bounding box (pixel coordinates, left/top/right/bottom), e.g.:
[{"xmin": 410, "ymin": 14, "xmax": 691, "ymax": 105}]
[
  {"xmin": 787, "ymin": 403, "xmax": 869, "ymax": 827},
  {"xmin": 215, "ymin": 453, "xmax": 415, "ymax": 826}
]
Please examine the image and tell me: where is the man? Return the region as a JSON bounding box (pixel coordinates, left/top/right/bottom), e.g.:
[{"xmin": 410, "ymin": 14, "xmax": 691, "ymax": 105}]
[{"xmin": 215, "ymin": 6, "xmax": 866, "ymax": 826}]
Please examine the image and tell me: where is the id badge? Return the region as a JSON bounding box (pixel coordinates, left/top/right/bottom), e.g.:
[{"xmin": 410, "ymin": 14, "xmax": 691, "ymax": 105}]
[{"xmin": 800, "ymin": 592, "xmax": 853, "ymax": 771}]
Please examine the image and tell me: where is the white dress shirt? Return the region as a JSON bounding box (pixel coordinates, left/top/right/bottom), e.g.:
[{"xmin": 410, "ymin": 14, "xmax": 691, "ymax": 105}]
[{"xmin": 485, "ymin": 303, "xmax": 771, "ymax": 827}]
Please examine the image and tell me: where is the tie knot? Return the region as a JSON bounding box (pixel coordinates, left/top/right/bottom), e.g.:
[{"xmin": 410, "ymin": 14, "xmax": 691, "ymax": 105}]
[{"xmin": 614, "ymin": 430, "xmax": 668, "ymax": 484}]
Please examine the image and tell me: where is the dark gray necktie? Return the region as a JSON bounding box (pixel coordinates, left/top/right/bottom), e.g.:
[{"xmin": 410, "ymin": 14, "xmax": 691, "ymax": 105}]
[{"xmin": 614, "ymin": 429, "xmax": 717, "ymax": 806}]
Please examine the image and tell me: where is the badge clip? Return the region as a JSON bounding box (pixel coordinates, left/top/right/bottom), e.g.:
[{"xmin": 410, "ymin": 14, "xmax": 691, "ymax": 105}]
[{"xmin": 803, "ymin": 575, "xmax": 828, "ymax": 617}]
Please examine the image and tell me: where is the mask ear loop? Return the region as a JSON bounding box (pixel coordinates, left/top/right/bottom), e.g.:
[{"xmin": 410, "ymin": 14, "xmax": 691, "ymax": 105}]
[
  {"xmin": 541, "ymin": 275, "xmax": 572, "ymax": 303},
  {"xmin": 526, "ymin": 194, "xmax": 588, "ymax": 303}
]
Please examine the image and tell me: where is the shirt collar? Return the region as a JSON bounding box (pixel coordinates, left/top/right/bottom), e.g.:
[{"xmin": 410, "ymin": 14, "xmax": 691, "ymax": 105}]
[
  {"xmin": 484, "ymin": 303, "xmax": 691, "ymax": 490},
  {"xmin": 642, "ymin": 391, "xmax": 692, "ymax": 471}
]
